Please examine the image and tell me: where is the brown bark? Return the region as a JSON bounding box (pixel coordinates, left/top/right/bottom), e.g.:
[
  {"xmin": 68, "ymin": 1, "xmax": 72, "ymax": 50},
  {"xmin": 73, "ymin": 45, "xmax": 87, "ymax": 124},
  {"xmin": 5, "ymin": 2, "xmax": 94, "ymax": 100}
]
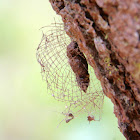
[{"xmin": 49, "ymin": 0, "xmax": 140, "ymax": 139}]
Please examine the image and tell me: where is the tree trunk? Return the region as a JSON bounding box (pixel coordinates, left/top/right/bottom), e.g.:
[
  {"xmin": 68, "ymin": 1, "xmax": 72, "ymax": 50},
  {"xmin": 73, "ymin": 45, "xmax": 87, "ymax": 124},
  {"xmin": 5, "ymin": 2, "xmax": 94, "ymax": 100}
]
[{"xmin": 49, "ymin": 0, "xmax": 140, "ymax": 139}]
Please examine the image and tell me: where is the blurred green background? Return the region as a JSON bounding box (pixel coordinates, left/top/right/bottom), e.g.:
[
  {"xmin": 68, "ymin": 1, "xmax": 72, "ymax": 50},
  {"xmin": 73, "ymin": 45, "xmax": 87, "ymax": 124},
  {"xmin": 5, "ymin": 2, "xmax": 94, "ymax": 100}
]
[{"xmin": 0, "ymin": 0, "xmax": 125, "ymax": 140}]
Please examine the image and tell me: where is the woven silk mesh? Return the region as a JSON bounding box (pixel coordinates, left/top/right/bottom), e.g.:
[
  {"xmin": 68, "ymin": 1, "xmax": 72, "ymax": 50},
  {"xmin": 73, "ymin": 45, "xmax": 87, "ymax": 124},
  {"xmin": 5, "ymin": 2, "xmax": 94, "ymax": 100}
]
[{"xmin": 36, "ymin": 22, "xmax": 104, "ymax": 121}]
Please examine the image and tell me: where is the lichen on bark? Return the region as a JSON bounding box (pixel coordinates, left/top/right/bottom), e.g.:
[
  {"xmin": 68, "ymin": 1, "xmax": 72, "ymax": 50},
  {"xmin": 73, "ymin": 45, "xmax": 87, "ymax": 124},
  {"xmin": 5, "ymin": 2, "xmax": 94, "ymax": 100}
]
[{"xmin": 49, "ymin": 0, "xmax": 140, "ymax": 139}]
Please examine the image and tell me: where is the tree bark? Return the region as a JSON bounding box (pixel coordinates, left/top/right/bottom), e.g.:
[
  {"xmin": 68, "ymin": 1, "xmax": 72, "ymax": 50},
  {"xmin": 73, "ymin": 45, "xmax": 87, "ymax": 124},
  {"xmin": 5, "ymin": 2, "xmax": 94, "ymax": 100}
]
[{"xmin": 49, "ymin": 0, "xmax": 140, "ymax": 139}]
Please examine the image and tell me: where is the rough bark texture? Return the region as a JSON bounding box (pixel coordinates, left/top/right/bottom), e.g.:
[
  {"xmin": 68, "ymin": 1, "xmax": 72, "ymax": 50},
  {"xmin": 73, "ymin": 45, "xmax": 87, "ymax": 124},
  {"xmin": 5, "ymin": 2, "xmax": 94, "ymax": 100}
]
[{"xmin": 49, "ymin": 0, "xmax": 140, "ymax": 139}]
